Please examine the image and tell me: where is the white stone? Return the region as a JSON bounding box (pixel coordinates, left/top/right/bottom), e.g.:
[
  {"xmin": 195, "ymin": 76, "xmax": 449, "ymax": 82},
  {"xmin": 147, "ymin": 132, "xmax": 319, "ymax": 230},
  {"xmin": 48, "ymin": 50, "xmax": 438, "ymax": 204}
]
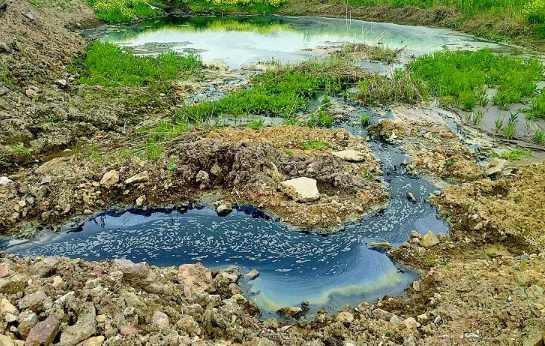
[
  {"xmin": 332, "ymin": 149, "xmax": 366, "ymax": 162},
  {"xmin": 486, "ymin": 158, "xmax": 507, "ymax": 176},
  {"xmin": 0, "ymin": 177, "xmax": 13, "ymax": 186},
  {"xmin": 422, "ymin": 231, "xmax": 439, "ymax": 248},
  {"xmin": 279, "ymin": 177, "xmax": 320, "ymax": 202},
  {"xmin": 99, "ymin": 170, "xmax": 119, "ymax": 188},
  {"xmin": 124, "ymin": 171, "xmax": 149, "ymax": 185}
]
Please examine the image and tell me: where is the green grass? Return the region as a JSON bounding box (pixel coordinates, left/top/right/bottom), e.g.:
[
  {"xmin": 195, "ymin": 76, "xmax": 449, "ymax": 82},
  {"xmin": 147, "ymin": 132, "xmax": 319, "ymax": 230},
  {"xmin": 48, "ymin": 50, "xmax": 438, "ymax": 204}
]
[
  {"xmin": 78, "ymin": 42, "xmax": 203, "ymax": 87},
  {"xmin": 302, "ymin": 140, "xmax": 330, "ymax": 150},
  {"xmin": 534, "ymin": 129, "xmax": 545, "ymax": 144},
  {"xmin": 181, "ymin": 60, "xmax": 346, "ymax": 121},
  {"xmin": 28, "ymin": 0, "xmax": 45, "ymax": 7},
  {"xmin": 408, "ymin": 49, "xmax": 544, "ymax": 111},
  {"xmin": 89, "ymin": 0, "xmax": 161, "ymax": 22},
  {"xmin": 491, "ymin": 147, "xmax": 533, "ymax": 160},
  {"xmin": 0, "ymin": 66, "xmax": 13, "ymax": 86},
  {"xmin": 331, "ymin": 0, "xmax": 545, "ymax": 39},
  {"xmin": 357, "ymin": 69, "xmax": 429, "ymax": 104},
  {"xmin": 360, "ymin": 113, "xmax": 372, "ymax": 126},
  {"xmin": 186, "ymin": 0, "xmax": 284, "ymax": 14},
  {"xmin": 248, "ymin": 119, "xmax": 266, "ymax": 130},
  {"xmin": 526, "ymin": 89, "xmax": 545, "ymax": 119}
]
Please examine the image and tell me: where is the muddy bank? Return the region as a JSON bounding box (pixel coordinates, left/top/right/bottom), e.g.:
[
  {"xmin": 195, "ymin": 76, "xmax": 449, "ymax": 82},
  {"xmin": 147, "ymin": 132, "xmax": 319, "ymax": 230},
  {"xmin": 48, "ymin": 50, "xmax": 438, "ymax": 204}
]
[
  {"xmin": 0, "ymin": 126, "xmax": 387, "ymax": 235},
  {"xmin": 275, "ymin": 0, "xmax": 541, "ymax": 51}
]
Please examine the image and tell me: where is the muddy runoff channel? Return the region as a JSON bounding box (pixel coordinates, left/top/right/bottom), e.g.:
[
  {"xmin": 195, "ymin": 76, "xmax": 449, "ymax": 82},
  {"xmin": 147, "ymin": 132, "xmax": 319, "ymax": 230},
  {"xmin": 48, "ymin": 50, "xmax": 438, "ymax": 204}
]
[{"xmin": 3, "ymin": 15, "xmax": 501, "ymax": 319}]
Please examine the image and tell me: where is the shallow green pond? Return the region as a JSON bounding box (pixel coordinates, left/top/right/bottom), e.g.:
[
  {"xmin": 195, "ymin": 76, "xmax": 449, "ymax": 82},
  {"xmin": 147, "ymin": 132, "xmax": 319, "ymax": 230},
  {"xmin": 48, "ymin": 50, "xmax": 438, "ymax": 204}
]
[{"xmin": 86, "ymin": 15, "xmax": 507, "ymax": 69}]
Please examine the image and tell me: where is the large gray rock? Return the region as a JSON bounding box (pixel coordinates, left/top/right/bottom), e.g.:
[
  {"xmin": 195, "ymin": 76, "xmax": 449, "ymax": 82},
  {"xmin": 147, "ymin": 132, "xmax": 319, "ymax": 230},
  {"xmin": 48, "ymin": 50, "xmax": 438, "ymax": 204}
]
[
  {"xmin": 276, "ymin": 306, "xmax": 303, "ymax": 319},
  {"xmin": 24, "ymin": 315, "xmax": 60, "ymax": 346},
  {"xmin": 279, "ymin": 177, "xmax": 320, "ymax": 202},
  {"xmin": 28, "ymin": 257, "xmax": 59, "ymax": 277},
  {"xmin": 486, "ymin": 158, "xmax": 507, "ymax": 177},
  {"xmin": 151, "ymin": 311, "xmax": 169, "ymax": 329}
]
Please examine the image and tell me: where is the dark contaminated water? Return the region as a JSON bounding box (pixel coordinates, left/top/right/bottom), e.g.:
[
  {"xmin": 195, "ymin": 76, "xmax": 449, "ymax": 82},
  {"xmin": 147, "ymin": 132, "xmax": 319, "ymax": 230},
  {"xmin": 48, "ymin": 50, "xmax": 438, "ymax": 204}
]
[
  {"xmin": 5, "ymin": 111, "xmax": 448, "ymax": 318},
  {"xmin": 7, "ymin": 15, "xmax": 460, "ymax": 317},
  {"xmin": 85, "ymin": 15, "xmax": 506, "ymax": 69}
]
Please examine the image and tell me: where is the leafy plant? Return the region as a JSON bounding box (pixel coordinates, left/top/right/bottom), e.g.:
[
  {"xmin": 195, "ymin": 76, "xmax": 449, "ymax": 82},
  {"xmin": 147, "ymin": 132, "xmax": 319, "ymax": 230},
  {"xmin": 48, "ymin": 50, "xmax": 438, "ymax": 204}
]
[{"xmin": 360, "ymin": 113, "xmax": 372, "ymax": 126}]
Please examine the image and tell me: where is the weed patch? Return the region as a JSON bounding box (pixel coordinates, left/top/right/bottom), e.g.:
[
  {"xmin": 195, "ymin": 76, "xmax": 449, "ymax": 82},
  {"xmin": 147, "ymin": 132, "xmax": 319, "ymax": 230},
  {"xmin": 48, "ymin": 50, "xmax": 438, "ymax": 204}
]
[
  {"xmin": 78, "ymin": 42, "xmax": 202, "ymax": 87},
  {"xmin": 408, "ymin": 49, "xmax": 544, "ymax": 111},
  {"xmin": 491, "ymin": 147, "xmax": 533, "ymax": 160},
  {"xmin": 182, "ymin": 59, "xmax": 348, "ymax": 121}
]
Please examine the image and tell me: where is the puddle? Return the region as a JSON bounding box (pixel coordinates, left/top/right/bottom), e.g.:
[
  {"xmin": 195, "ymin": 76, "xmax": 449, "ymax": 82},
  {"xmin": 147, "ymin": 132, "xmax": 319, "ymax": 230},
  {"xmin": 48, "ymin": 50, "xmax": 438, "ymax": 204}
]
[{"xmin": 85, "ymin": 15, "xmax": 508, "ymax": 69}]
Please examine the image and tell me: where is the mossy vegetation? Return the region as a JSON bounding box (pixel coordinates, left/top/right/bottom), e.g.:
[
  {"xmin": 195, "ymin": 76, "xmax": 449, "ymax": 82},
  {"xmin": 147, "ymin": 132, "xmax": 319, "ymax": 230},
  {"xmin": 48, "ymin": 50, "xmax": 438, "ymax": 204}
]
[{"xmin": 78, "ymin": 42, "xmax": 202, "ymax": 87}]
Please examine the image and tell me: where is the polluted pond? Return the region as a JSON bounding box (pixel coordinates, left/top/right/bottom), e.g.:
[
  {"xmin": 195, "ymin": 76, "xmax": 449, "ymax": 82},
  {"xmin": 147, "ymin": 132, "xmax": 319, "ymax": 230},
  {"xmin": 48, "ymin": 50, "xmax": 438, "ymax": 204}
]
[
  {"xmin": 85, "ymin": 15, "xmax": 507, "ymax": 69},
  {"xmin": 4, "ymin": 109, "xmax": 449, "ymax": 319}
]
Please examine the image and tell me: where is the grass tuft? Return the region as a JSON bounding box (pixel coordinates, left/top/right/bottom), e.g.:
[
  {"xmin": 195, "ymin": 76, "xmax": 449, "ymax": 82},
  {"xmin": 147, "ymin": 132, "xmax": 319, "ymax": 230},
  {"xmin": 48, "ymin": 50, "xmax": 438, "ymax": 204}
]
[{"xmin": 78, "ymin": 42, "xmax": 202, "ymax": 87}]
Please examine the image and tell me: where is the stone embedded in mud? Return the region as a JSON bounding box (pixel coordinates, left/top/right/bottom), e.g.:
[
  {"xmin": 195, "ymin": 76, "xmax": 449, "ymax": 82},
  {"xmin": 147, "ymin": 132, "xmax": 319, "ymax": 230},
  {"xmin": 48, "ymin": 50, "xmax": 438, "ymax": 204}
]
[
  {"xmin": 332, "ymin": 149, "xmax": 366, "ymax": 162},
  {"xmin": 177, "ymin": 263, "xmax": 213, "ymax": 297},
  {"xmin": 486, "ymin": 158, "xmax": 507, "ymax": 177},
  {"xmin": 0, "ymin": 335, "xmax": 15, "ymax": 346},
  {"xmin": 59, "ymin": 303, "xmax": 96, "ymax": 346},
  {"xmin": 372, "ymin": 308, "xmax": 394, "ymax": 321},
  {"xmin": 18, "ymin": 291, "xmax": 46, "ymax": 310},
  {"xmin": 367, "ymin": 242, "xmax": 393, "ymax": 252},
  {"xmin": 244, "ymin": 269, "xmax": 259, "ymax": 281},
  {"xmin": 406, "ymin": 192, "xmax": 417, "ymax": 203},
  {"xmin": 99, "ymin": 170, "xmax": 119, "ymax": 188},
  {"xmin": 216, "ymin": 202, "xmax": 232, "ymax": 216},
  {"xmin": 0, "ymin": 176, "xmax": 13, "ymax": 186},
  {"xmin": 124, "ymin": 171, "xmax": 149, "ymax": 185},
  {"xmin": 81, "ymin": 336, "xmax": 104, "ymax": 346},
  {"xmin": 151, "ymin": 311, "xmax": 169, "ymax": 329},
  {"xmin": 112, "ymin": 259, "xmax": 150, "ymax": 281},
  {"xmin": 0, "ymin": 264, "xmax": 10, "ymax": 278},
  {"xmin": 336, "ymin": 311, "xmax": 354, "ymax": 324},
  {"xmin": 422, "ymin": 231, "xmax": 439, "ymax": 248},
  {"xmin": 135, "ymin": 195, "xmax": 145, "ymax": 206},
  {"xmin": 24, "ymin": 315, "xmax": 60, "ymax": 346},
  {"xmin": 0, "ymin": 298, "xmax": 17, "ymax": 316},
  {"xmin": 276, "ymin": 306, "xmax": 304, "ymax": 320},
  {"xmin": 28, "ymin": 257, "xmax": 58, "ymax": 277},
  {"xmin": 279, "ymin": 177, "xmax": 320, "ymax": 202},
  {"xmin": 119, "ymin": 325, "xmax": 137, "ymax": 336},
  {"xmin": 19, "ymin": 312, "xmax": 38, "ymax": 337},
  {"xmin": 195, "ymin": 170, "xmax": 210, "ymax": 188}
]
